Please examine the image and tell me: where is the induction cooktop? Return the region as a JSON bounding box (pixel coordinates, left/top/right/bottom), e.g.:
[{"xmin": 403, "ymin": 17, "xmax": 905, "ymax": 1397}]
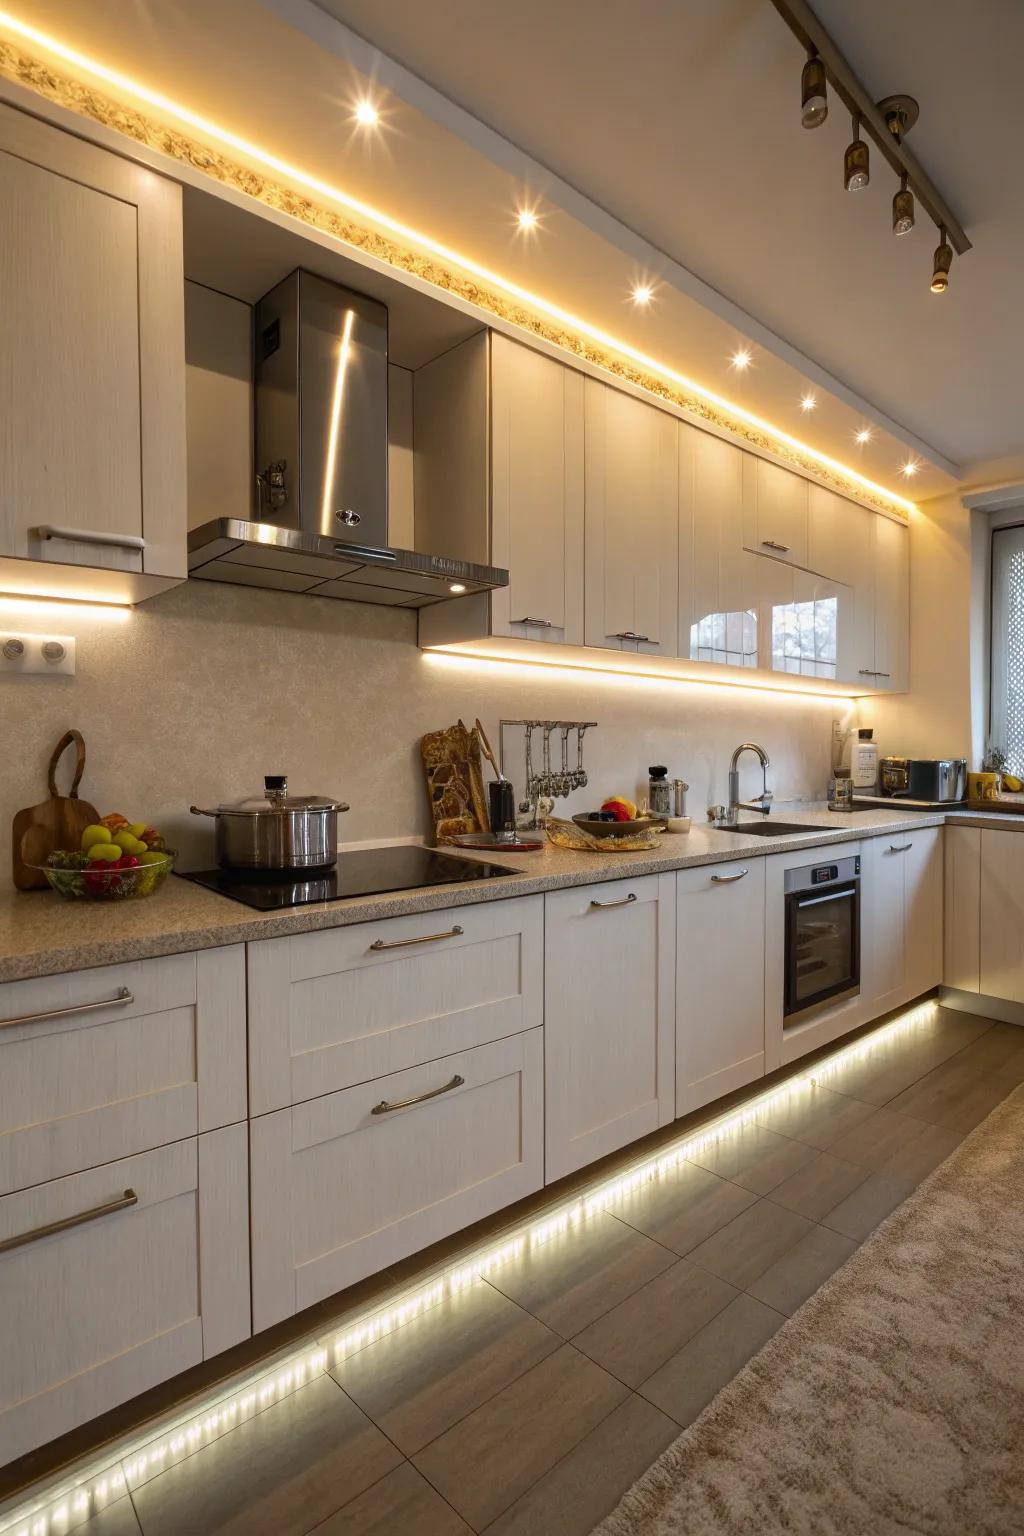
[{"xmin": 177, "ymin": 844, "xmax": 515, "ymax": 911}]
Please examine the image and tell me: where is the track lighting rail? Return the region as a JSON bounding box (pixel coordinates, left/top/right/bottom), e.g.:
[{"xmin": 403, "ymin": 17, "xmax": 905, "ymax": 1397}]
[{"xmin": 769, "ymin": 0, "xmax": 970, "ymax": 254}]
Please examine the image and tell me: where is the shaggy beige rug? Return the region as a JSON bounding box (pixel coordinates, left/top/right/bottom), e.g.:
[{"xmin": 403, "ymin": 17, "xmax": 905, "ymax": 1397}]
[{"xmin": 595, "ymin": 1083, "xmax": 1024, "ymax": 1536}]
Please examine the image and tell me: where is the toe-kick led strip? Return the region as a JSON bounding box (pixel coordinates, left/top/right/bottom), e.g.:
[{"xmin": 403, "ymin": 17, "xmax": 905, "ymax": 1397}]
[
  {"xmin": 0, "ymin": 9, "xmax": 916, "ymax": 517},
  {"xmin": 0, "ymin": 999, "xmax": 938, "ymax": 1536}
]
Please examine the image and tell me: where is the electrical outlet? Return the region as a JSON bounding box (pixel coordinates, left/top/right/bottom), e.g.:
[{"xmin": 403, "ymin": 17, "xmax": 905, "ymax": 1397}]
[{"xmin": 0, "ymin": 632, "xmax": 76, "ymax": 676}]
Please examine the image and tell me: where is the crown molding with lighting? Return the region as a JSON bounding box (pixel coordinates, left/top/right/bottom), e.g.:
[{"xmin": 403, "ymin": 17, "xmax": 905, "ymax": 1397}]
[{"xmin": 0, "ymin": 13, "xmax": 918, "ymax": 520}]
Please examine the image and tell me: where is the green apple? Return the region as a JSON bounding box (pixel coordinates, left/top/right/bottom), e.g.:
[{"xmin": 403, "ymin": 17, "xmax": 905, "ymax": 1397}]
[{"xmin": 81, "ymin": 824, "xmax": 110, "ymax": 852}]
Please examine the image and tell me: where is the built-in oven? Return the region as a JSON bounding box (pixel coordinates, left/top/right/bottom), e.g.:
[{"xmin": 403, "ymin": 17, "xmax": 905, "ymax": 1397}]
[{"xmin": 784, "ymin": 854, "xmax": 861, "ymax": 1022}]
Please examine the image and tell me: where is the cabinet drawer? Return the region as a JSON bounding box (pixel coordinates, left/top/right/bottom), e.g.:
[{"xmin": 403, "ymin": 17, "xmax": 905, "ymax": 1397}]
[
  {"xmin": 0, "ymin": 1127, "xmax": 249, "ymax": 1466},
  {"xmin": 248, "ymin": 895, "xmax": 543, "ymax": 1115},
  {"xmin": 0, "ymin": 948, "xmax": 246, "ymax": 1195},
  {"xmin": 250, "ymin": 1030, "xmax": 543, "ymax": 1329}
]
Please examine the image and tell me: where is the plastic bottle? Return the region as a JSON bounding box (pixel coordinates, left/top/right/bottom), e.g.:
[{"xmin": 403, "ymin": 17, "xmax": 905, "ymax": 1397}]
[{"xmin": 850, "ymin": 729, "xmax": 879, "ymax": 791}]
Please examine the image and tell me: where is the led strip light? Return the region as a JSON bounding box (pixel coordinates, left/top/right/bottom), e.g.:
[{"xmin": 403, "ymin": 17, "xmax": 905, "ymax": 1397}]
[
  {"xmin": 0, "ymin": 8, "xmax": 917, "ymax": 518},
  {"xmin": 0, "ymin": 998, "xmax": 940, "ymax": 1536}
]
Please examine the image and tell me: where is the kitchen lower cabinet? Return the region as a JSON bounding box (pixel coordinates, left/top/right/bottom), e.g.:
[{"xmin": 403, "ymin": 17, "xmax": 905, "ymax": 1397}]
[
  {"xmin": 250, "ymin": 1031, "xmax": 543, "ymax": 1329},
  {"xmin": 0, "ymin": 1126, "xmax": 249, "ymax": 1468},
  {"xmin": 676, "ymin": 860, "xmax": 766, "ymax": 1114},
  {"xmin": 544, "ymin": 875, "xmax": 675, "ymax": 1181},
  {"xmin": 0, "ymin": 947, "xmax": 246, "ymax": 1196},
  {"xmin": 0, "ymin": 102, "xmax": 185, "ymax": 603},
  {"xmin": 980, "ymin": 829, "xmax": 1024, "ymax": 1003},
  {"xmin": 247, "ymin": 896, "xmax": 542, "ymax": 1115},
  {"xmin": 863, "ymin": 826, "xmax": 943, "ymax": 1016},
  {"xmin": 944, "ymin": 826, "xmax": 981, "ymax": 993}
]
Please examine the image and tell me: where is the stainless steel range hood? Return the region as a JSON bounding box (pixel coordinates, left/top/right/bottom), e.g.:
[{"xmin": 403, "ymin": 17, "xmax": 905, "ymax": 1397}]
[{"xmin": 188, "ymin": 270, "xmax": 507, "ymax": 608}]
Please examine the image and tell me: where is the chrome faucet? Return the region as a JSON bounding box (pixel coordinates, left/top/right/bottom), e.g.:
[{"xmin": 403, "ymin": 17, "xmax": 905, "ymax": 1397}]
[{"xmin": 708, "ymin": 742, "xmax": 773, "ymax": 828}]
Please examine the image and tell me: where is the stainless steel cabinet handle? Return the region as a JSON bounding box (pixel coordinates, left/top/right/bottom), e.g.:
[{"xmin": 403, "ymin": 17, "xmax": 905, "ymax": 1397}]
[
  {"xmin": 30, "ymin": 525, "xmax": 147, "ymax": 552},
  {"xmin": 761, "ymin": 540, "xmax": 791, "ymax": 553},
  {"xmin": 875, "ymin": 671, "xmax": 891, "ymax": 678},
  {"xmin": 711, "ymin": 869, "xmax": 749, "ymax": 883},
  {"xmin": 889, "ymin": 842, "xmax": 913, "ymax": 852},
  {"xmin": 858, "ymin": 668, "xmax": 879, "ymax": 677},
  {"xmin": 610, "ymin": 631, "xmax": 652, "ymax": 643},
  {"xmin": 797, "ymin": 889, "xmax": 855, "ymax": 909},
  {"xmin": 371, "ymin": 1074, "xmax": 464, "ymax": 1115},
  {"xmin": 369, "ymin": 925, "xmax": 464, "ymax": 951},
  {"xmin": 590, "ymin": 892, "xmax": 638, "ymax": 909},
  {"xmin": 0, "ymin": 1188, "xmax": 138, "ymax": 1255},
  {"xmin": 0, "ymin": 986, "xmax": 133, "ymax": 1033},
  {"xmin": 511, "ymin": 616, "xmax": 554, "ymax": 627}
]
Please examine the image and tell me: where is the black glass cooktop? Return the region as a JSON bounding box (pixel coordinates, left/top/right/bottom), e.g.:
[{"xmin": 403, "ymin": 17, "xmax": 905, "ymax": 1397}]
[{"xmin": 177, "ymin": 844, "xmax": 514, "ymax": 911}]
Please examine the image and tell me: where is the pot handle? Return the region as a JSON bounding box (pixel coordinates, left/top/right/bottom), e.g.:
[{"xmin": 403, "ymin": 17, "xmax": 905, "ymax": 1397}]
[{"xmin": 189, "ymin": 805, "xmax": 219, "ymax": 817}]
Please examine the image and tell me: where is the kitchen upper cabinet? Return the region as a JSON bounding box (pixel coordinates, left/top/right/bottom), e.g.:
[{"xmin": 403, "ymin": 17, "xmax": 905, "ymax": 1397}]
[
  {"xmin": 544, "ymin": 874, "xmax": 675, "ymax": 1181},
  {"xmin": 0, "ymin": 104, "xmax": 186, "ymax": 600},
  {"xmin": 678, "ymin": 424, "xmax": 759, "ymax": 668},
  {"xmin": 676, "ymin": 860, "xmax": 765, "ymax": 1113},
  {"xmin": 756, "ymin": 556, "xmax": 855, "ymax": 683},
  {"xmin": 743, "ymin": 456, "xmax": 809, "ymax": 568},
  {"xmin": 980, "ymin": 829, "xmax": 1024, "ymax": 1004},
  {"xmin": 491, "ymin": 334, "xmax": 585, "ymax": 643},
  {"xmin": 584, "ymin": 381, "xmax": 679, "ymax": 655},
  {"xmin": 863, "ymin": 826, "xmax": 943, "ymax": 1016},
  {"xmin": 871, "ymin": 515, "xmax": 910, "ymax": 692}
]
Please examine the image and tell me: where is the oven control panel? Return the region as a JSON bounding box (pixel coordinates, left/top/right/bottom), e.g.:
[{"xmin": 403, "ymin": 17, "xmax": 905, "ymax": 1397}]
[
  {"xmin": 809, "ymin": 855, "xmax": 860, "ymax": 885},
  {"xmin": 784, "ymin": 854, "xmax": 861, "ymax": 895}
]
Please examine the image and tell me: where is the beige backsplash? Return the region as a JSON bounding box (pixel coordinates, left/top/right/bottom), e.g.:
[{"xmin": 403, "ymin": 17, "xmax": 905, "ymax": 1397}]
[{"xmin": 1, "ymin": 582, "xmax": 850, "ymax": 877}]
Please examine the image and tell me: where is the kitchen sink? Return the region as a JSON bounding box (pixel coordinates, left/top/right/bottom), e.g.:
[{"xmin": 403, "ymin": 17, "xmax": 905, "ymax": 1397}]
[{"xmin": 708, "ymin": 821, "xmax": 827, "ymax": 837}]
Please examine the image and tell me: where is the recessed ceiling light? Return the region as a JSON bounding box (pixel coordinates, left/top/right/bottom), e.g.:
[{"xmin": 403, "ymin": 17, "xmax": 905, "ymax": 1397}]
[
  {"xmin": 353, "ymin": 99, "xmax": 379, "ymax": 127},
  {"xmin": 900, "ymin": 458, "xmax": 919, "ymax": 477},
  {"xmin": 855, "ymin": 428, "xmax": 873, "ymax": 445},
  {"xmin": 800, "ymin": 393, "xmax": 817, "ymax": 412},
  {"xmin": 631, "ymin": 283, "xmax": 654, "ymax": 306},
  {"xmin": 730, "ymin": 348, "xmax": 752, "ymax": 371},
  {"xmin": 449, "ymin": 582, "xmax": 467, "ymax": 594},
  {"xmin": 516, "ymin": 207, "xmax": 539, "ymax": 232}
]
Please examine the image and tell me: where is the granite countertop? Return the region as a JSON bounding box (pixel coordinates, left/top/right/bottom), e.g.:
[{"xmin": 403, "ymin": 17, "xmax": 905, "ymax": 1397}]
[{"xmin": 0, "ymin": 804, "xmax": 949, "ymax": 984}]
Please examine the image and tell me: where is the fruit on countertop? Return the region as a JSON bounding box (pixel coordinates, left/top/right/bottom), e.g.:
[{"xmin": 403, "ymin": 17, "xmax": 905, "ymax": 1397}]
[
  {"xmin": 86, "ymin": 843, "xmax": 123, "ymax": 863},
  {"xmin": 600, "ymin": 795, "xmax": 638, "ymax": 822},
  {"xmin": 1003, "ymin": 774, "xmax": 1024, "ymax": 792},
  {"xmin": 80, "ymin": 824, "xmax": 111, "ymax": 852},
  {"xmin": 33, "ymin": 813, "xmax": 175, "ymax": 900}
]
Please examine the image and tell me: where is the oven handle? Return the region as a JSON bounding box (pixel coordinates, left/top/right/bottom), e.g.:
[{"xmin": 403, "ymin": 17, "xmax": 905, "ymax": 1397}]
[{"xmin": 795, "ymin": 888, "xmax": 857, "ymax": 910}]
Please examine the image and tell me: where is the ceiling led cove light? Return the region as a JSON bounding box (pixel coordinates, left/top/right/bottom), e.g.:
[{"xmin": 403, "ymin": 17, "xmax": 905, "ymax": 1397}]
[{"xmin": 0, "ymin": 8, "xmax": 917, "ymax": 515}]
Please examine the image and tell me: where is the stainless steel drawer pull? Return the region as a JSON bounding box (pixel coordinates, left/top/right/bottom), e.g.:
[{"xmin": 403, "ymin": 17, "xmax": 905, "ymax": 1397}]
[
  {"xmin": 31, "ymin": 525, "xmax": 147, "ymax": 552},
  {"xmin": 0, "ymin": 1188, "xmax": 138, "ymax": 1255},
  {"xmin": 371, "ymin": 1075, "xmax": 464, "ymax": 1115},
  {"xmin": 797, "ymin": 889, "xmax": 855, "ymax": 910},
  {"xmin": 590, "ymin": 892, "xmax": 638, "ymax": 910},
  {"xmin": 512, "ymin": 616, "xmax": 554, "ymax": 627},
  {"xmin": 889, "ymin": 842, "xmax": 913, "ymax": 853},
  {"xmin": 610, "ymin": 630, "xmax": 651, "ymax": 643},
  {"xmin": 711, "ymin": 869, "xmax": 749, "ymax": 883},
  {"xmin": 761, "ymin": 540, "xmax": 791, "ymax": 553},
  {"xmin": 0, "ymin": 986, "xmax": 133, "ymax": 1033},
  {"xmin": 369, "ymin": 925, "xmax": 464, "ymax": 951}
]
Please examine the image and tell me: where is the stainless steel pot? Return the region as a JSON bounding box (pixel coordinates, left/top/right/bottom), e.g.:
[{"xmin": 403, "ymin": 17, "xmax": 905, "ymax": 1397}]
[{"xmin": 190, "ymin": 776, "xmax": 349, "ymax": 870}]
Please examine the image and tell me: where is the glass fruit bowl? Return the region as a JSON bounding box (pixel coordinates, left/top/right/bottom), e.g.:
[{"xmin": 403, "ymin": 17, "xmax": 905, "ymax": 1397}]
[{"xmin": 30, "ymin": 852, "xmax": 175, "ymax": 901}]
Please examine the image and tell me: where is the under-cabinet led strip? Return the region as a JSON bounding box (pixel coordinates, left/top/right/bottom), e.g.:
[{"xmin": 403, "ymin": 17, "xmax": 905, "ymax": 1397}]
[{"xmin": 0, "ymin": 999, "xmax": 939, "ymax": 1536}]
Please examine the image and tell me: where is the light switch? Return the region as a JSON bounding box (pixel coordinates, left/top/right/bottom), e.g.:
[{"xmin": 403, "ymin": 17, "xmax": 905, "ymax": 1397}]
[{"xmin": 0, "ymin": 632, "xmax": 76, "ymax": 676}]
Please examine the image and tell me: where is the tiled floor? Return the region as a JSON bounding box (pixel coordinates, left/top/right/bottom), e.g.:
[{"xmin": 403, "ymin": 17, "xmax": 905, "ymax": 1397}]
[{"xmin": 62, "ymin": 1007, "xmax": 1024, "ymax": 1536}]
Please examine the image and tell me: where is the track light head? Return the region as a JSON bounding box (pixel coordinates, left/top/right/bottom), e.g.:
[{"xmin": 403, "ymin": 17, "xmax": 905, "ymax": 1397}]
[
  {"xmin": 931, "ymin": 227, "xmax": 952, "ymax": 293},
  {"xmin": 893, "ymin": 174, "xmax": 915, "ymax": 236},
  {"xmin": 801, "ymin": 53, "xmax": 828, "ymax": 129},
  {"xmin": 844, "ymin": 116, "xmax": 870, "ymax": 191}
]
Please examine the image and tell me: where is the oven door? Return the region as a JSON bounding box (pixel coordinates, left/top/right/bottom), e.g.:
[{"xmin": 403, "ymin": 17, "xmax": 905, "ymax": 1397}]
[{"xmin": 784, "ymin": 880, "xmax": 860, "ymax": 1018}]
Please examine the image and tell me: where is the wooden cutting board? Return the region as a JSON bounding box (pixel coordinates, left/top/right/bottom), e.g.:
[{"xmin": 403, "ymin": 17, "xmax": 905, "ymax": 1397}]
[{"xmin": 12, "ymin": 730, "xmax": 100, "ymax": 890}]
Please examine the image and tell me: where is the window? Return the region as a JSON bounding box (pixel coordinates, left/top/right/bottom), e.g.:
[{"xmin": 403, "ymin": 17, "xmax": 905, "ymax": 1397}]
[
  {"xmin": 991, "ymin": 525, "xmax": 1024, "ymax": 775},
  {"xmin": 689, "ymin": 609, "xmax": 757, "ymax": 668},
  {"xmin": 771, "ymin": 595, "xmax": 838, "ymax": 679}
]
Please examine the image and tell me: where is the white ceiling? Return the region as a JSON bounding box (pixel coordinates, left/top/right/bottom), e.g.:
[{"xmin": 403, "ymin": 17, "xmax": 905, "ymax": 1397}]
[{"xmin": 310, "ymin": 0, "xmax": 1024, "ymax": 480}]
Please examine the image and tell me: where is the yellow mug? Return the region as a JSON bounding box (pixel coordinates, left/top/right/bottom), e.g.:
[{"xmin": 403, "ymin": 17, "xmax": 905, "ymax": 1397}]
[{"xmin": 968, "ymin": 771, "xmax": 1000, "ymax": 802}]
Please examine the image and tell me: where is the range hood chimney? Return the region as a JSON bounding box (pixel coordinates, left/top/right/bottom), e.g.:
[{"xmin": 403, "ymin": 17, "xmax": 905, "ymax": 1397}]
[{"xmin": 188, "ymin": 269, "xmax": 507, "ymax": 607}]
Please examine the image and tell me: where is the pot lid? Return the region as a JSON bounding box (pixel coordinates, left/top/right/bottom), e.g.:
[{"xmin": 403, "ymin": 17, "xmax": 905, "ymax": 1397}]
[{"xmin": 216, "ymin": 775, "xmax": 343, "ymax": 814}]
